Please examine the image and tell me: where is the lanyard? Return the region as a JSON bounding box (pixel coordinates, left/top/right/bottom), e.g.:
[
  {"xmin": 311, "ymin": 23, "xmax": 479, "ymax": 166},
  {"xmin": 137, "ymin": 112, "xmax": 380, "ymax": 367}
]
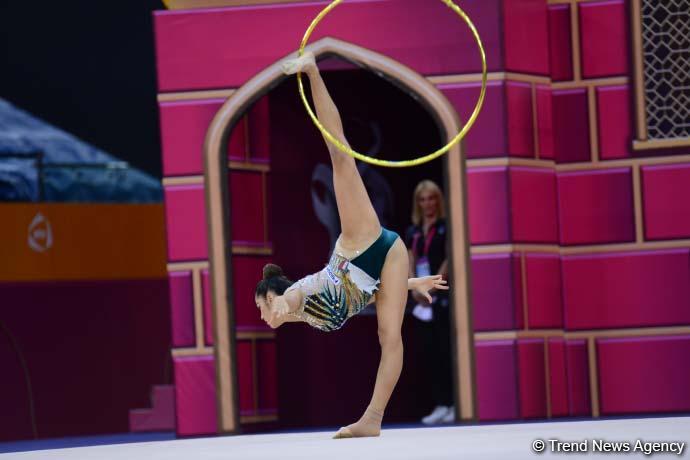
[{"xmin": 412, "ymin": 225, "xmax": 437, "ymax": 258}]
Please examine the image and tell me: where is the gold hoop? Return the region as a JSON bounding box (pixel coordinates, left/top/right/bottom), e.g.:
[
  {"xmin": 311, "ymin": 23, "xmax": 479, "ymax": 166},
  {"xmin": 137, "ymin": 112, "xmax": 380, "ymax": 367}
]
[{"xmin": 296, "ymin": 0, "xmax": 487, "ymax": 168}]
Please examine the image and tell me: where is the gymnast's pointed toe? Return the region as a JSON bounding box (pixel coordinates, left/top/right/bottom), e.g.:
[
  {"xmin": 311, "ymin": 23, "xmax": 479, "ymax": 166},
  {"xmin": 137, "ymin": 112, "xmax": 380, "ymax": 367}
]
[
  {"xmin": 332, "ymin": 427, "xmax": 354, "ymax": 439},
  {"xmin": 281, "ymin": 52, "xmax": 316, "ymax": 75}
]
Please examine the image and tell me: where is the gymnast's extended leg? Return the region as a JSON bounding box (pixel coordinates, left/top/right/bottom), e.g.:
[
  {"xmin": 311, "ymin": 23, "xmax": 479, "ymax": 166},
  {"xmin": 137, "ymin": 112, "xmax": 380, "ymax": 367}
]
[{"xmin": 284, "ymin": 53, "xmax": 381, "ymax": 250}]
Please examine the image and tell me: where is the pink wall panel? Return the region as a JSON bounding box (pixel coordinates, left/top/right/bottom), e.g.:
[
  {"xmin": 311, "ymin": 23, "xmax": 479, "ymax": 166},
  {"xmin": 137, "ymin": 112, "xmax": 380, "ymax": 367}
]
[
  {"xmin": 248, "ymin": 96, "xmax": 270, "ymax": 163},
  {"xmin": 565, "ymin": 340, "xmax": 591, "ymax": 416},
  {"xmin": 642, "ymin": 164, "xmax": 690, "ymax": 240},
  {"xmin": 548, "ymin": 5, "xmax": 573, "ymax": 81},
  {"xmin": 502, "ymin": 0, "xmax": 550, "ymax": 75},
  {"xmin": 562, "ymin": 249, "xmax": 690, "ymax": 330},
  {"xmin": 552, "ymin": 89, "xmax": 590, "ymax": 163},
  {"xmin": 547, "ymin": 338, "xmax": 569, "ymax": 417},
  {"xmin": 229, "ymin": 171, "xmax": 265, "ymax": 245},
  {"xmin": 439, "ymin": 82, "xmax": 506, "ymax": 158},
  {"xmin": 228, "ymin": 117, "xmax": 248, "ymax": 162},
  {"xmin": 160, "ymin": 100, "xmax": 246, "ymax": 176},
  {"xmin": 597, "ymin": 335, "xmax": 690, "ymax": 414},
  {"xmin": 256, "ymin": 340, "xmax": 278, "ymax": 412},
  {"xmin": 526, "ymin": 254, "xmax": 563, "ymax": 329},
  {"xmin": 236, "ymin": 340, "xmax": 254, "ymax": 414},
  {"xmin": 265, "ymin": 171, "xmax": 273, "ymax": 244},
  {"xmin": 579, "ymin": 1, "xmax": 629, "ymax": 78},
  {"xmin": 557, "ymin": 168, "xmax": 634, "ymax": 245},
  {"xmin": 467, "ymin": 167, "xmax": 510, "ymax": 244},
  {"xmin": 596, "ymin": 85, "xmax": 632, "ymax": 160},
  {"xmin": 201, "ymin": 269, "xmax": 214, "ymax": 346},
  {"xmin": 471, "ymin": 254, "xmax": 522, "ymax": 331},
  {"xmin": 475, "ymin": 340, "xmax": 519, "ymax": 421},
  {"xmin": 536, "ymin": 86, "xmax": 555, "ymax": 159},
  {"xmin": 517, "ymin": 339, "xmax": 547, "ymax": 418},
  {"xmin": 509, "ymin": 167, "xmax": 559, "ymax": 243},
  {"xmin": 233, "ymin": 255, "xmax": 272, "ymax": 330},
  {"xmin": 512, "ymin": 254, "xmax": 525, "ymax": 331},
  {"xmin": 154, "ymin": 0, "xmax": 504, "ymax": 92},
  {"xmin": 173, "ymin": 355, "xmax": 217, "ymax": 436},
  {"xmin": 160, "ymin": 100, "xmax": 216, "ymax": 176},
  {"xmin": 169, "ymin": 271, "xmax": 195, "ymax": 347},
  {"xmin": 164, "ymin": 184, "xmax": 208, "ymax": 261},
  {"xmin": 506, "ymin": 82, "xmax": 534, "ymax": 157}
]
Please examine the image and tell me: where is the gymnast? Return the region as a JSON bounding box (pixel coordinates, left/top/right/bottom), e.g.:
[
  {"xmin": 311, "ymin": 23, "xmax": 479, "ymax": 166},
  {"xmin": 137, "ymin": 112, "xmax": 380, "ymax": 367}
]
[{"xmin": 254, "ymin": 52, "xmax": 449, "ymax": 439}]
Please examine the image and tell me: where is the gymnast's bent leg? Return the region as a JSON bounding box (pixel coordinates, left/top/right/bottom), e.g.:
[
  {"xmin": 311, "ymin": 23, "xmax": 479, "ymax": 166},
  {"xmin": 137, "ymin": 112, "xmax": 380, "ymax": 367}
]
[{"xmin": 284, "ymin": 53, "xmax": 408, "ymax": 438}]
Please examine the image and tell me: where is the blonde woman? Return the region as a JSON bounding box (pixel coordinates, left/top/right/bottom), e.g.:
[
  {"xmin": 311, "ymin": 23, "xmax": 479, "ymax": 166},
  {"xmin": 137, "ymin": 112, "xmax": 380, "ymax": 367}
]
[
  {"xmin": 405, "ymin": 180, "xmax": 453, "ymax": 425},
  {"xmin": 253, "ymin": 52, "xmax": 448, "ymax": 439}
]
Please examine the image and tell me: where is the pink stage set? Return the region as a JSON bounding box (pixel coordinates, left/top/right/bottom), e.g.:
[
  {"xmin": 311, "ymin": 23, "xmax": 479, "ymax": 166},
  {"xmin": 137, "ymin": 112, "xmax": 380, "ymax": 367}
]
[{"xmin": 154, "ymin": 0, "xmax": 690, "ymax": 438}]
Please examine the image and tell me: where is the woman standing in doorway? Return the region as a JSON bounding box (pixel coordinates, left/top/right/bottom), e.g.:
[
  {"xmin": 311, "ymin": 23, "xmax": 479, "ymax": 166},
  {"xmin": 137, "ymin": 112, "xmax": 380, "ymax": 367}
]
[{"xmin": 405, "ymin": 180, "xmax": 454, "ymax": 425}]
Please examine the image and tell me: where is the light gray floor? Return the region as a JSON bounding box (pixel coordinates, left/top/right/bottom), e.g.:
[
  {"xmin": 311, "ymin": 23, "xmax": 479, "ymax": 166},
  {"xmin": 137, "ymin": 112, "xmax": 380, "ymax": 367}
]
[{"xmin": 3, "ymin": 417, "xmax": 688, "ymax": 460}]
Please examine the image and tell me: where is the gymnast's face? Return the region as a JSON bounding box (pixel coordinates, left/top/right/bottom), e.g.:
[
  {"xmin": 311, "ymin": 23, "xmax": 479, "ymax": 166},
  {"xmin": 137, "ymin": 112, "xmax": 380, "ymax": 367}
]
[
  {"xmin": 255, "ymin": 292, "xmax": 276, "ymax": 325},
  {"xmin": 418, "ymin": 190, "xmax": 438, "ymax": 218}
]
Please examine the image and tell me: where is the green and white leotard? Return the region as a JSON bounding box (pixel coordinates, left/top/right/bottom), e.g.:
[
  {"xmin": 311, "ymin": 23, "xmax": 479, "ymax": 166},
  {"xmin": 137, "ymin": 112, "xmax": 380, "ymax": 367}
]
[{"xmin": 286, "ymin": 227, "xmax": 399, "ymax": 332}]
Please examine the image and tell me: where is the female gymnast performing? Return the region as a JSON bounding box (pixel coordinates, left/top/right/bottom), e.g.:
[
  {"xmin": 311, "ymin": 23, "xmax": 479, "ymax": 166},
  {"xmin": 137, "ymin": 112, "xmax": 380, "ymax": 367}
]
[{"xmin": 254, "ymin": 51, "xmax": 449, "ymax": 439}]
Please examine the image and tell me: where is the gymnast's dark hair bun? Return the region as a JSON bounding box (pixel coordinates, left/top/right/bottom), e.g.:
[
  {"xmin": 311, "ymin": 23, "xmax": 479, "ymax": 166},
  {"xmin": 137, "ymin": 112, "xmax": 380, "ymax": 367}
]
[
  {"xmin": 262, "ymin": 263, "xmax": 284, "ymax": 280},
  {"xmin": 256, "ymin": 264, "xmax": 292, "ymax": 298}
]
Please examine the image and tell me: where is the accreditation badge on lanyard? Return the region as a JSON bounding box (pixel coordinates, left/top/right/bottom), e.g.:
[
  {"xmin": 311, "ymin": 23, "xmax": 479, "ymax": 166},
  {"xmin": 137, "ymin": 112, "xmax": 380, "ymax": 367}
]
[{"xmin": 413, "ymin": 226, "xmax": 436, "ymax": 278}]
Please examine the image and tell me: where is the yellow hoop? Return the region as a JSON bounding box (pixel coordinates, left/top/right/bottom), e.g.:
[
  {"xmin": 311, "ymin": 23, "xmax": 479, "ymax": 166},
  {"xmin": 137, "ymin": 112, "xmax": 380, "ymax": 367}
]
[{"xmin": 296, "ymin": 0, "xmax": 487, "ymax": 168}]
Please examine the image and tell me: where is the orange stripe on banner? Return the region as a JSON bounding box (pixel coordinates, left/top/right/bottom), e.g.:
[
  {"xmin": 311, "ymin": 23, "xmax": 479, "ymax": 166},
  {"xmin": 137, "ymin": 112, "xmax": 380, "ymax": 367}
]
[{"xmin": 0, "ymin": 203, "xmax": 167, "ymax": 281}]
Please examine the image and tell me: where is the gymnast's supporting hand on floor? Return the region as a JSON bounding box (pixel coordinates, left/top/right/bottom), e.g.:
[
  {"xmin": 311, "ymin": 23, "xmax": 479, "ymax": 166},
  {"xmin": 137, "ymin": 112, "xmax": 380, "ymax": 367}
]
[{"xmin": 254, "ymin": 52, "xmax": 448, "ymax": 439}]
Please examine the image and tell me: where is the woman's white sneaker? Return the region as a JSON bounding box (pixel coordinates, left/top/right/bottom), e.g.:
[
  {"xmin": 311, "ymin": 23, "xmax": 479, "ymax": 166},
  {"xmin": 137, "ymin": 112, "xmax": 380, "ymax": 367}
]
[
  {"xmin": 440, "ymin": 408, "xmax": 456, "ymax": 424},
  {"xmin": 421, "ymin": 406, "xmax": 449, "ymax": 425}
]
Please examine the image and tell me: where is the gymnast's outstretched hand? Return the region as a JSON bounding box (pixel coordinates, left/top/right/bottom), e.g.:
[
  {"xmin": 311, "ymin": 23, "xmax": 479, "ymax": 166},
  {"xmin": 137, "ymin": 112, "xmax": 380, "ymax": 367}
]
[
  {"xmin": 281, "ymin": 51, "xmax": 317, "ymax": 75},
  {"xmin": 408, "ymin": 275, "xmax": 449, "ymax": 304}
]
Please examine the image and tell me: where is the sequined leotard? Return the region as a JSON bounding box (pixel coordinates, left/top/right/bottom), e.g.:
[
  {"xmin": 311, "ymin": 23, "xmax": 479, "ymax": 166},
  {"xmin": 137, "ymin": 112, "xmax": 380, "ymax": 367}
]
[{"xmin": 285, "ymin": 227, "xmax": 399, "ymax": 332}]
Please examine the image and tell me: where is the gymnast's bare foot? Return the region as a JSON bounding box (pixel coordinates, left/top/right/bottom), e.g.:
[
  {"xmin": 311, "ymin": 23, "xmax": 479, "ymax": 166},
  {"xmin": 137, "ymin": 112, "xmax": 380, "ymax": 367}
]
[
  {"xmin": 333, "ymin": 406, "xmax": 383, "ymax": 439},
  {"xmin": 281, "ymin": 51, "xmax": 316, "ymax": 75}
]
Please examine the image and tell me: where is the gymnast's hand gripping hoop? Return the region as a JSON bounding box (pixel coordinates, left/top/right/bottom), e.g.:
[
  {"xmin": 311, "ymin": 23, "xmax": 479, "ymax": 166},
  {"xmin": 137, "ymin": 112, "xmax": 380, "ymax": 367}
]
[{"xmin": 296, "ymin": 0, "xmax": 488, "ymax": 168}]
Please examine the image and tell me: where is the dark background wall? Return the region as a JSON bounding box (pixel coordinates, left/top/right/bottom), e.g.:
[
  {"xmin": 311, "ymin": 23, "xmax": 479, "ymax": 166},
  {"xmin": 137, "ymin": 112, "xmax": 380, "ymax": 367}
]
[
  {"xmin": 0, "ymin": 278, "xmax": 171, "ymax": 441},
  {"xmin": 0, "ymin": 0, "xmax": 165, "ymax": 177}
]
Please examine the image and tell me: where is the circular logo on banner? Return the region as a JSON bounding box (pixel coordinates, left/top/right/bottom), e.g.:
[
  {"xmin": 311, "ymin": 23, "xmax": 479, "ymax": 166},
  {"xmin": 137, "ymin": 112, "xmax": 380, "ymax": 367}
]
[{"xmin": 28, "ymin": 212, "xmax": 53, "ymax": 253}]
